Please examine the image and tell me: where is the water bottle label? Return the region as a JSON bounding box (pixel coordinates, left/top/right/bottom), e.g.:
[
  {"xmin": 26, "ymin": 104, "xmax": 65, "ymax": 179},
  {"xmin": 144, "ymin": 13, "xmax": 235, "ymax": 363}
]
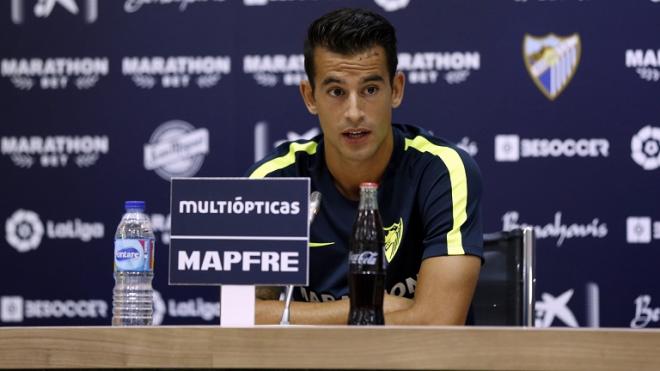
[{"xmin": 114, "ymin": 239, "xmax": 154, "ymax": 272}]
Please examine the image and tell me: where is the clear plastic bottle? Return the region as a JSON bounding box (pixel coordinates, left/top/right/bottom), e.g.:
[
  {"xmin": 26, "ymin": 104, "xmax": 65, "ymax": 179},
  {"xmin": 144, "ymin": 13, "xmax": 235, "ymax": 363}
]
[{"xmin": 112, "ymin": 201, "xmax": 155, "ymax": 326}]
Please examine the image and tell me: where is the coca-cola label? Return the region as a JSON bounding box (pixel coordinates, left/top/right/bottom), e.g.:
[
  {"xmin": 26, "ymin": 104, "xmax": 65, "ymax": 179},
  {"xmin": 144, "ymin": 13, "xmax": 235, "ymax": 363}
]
[{"xmin": 349, "ymin": 251, "xmax": 378, "ymax": 266}]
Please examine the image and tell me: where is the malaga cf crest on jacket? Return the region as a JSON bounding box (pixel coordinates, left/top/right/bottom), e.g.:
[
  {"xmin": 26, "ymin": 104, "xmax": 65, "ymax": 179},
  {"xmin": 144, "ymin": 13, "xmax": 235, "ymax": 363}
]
[{"xmin": 523, "ymin": 33, "xmax": 581, "ymax": 100}]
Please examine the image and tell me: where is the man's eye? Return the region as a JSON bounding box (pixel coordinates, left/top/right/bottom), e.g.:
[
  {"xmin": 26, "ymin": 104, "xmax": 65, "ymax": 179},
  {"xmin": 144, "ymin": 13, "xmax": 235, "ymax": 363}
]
[
  {"xmin": 328, "ymin": 88, "xmax": 344, "ymax": 97},
  {"xmin": 365, "ymin": 86, "xmax": 379, "ymax": 95}
]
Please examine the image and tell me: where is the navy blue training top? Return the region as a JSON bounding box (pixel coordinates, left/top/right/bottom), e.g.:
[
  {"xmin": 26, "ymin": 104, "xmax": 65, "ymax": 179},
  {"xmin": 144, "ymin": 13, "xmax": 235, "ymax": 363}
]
[{"xmin": 246, "ymin": 123, "xmax": 483, "ymax": 302}]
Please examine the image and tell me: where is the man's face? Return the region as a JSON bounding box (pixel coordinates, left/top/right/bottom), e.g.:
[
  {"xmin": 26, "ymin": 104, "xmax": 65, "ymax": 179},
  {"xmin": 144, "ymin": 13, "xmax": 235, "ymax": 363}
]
[{"xmin": 300, "ymin": 46, "xmax": 404, "ymax": 167}]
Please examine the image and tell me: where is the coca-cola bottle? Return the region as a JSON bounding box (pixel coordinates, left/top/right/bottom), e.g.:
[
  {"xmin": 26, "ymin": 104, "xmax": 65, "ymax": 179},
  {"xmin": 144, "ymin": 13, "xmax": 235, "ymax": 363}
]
[{"xmin": 348, "ymin": 182, "xmax": 385, "ymax": 325}]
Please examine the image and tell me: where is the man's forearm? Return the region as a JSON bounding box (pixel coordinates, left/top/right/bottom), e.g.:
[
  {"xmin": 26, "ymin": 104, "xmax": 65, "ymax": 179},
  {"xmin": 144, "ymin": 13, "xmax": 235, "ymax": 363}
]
[
  {"xmin": 256, "ymin": 299, "xmax": 349, "ymax": 325},
  {"xmin": 256, "ymin": 294, "xmax": 414, "ymax": 325}
]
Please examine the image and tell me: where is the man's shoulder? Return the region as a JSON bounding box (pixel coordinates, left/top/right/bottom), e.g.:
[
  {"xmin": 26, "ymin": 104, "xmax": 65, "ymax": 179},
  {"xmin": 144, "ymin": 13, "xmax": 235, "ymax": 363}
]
[
  {"xmin": 394, "ymin": 123, "xmax": 479, "ymax": 174},
  {"xmin": 246, "ymin": 137, "xmax": 321, "ymax": 178}
]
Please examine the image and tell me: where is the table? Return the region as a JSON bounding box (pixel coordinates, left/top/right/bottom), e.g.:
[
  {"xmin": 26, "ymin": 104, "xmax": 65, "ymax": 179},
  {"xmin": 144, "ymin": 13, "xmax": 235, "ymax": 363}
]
[{"xmin": 1, "ymin": 326, "xmax": 659, "ymax": 370}]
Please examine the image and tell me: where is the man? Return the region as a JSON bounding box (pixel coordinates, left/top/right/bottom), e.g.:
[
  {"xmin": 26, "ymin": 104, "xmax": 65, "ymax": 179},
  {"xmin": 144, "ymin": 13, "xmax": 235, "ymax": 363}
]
[{"xmin": 246, "ymin": 8, "xmax": 482, "ymax": 325}]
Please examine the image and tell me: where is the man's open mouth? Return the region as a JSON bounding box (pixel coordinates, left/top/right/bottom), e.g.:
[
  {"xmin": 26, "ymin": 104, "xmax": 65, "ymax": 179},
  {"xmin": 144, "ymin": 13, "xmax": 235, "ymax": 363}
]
[{"xmin": 342, "ymin": 129, "xmax": 371, "ymax": 139}]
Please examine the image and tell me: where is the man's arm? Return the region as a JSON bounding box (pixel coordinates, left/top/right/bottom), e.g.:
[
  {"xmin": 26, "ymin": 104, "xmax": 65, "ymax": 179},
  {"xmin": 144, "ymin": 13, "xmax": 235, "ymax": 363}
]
[
  {"xmin": 256, "ymin": 255, "xmax": 479, "ymax": 325},
  {"xmin": 256, "ymin": 292, "xmax": 414, "ymax": 325},
  {"xmin": 386, "ymin": 255, "xmax": 480, "ymax": 325}
]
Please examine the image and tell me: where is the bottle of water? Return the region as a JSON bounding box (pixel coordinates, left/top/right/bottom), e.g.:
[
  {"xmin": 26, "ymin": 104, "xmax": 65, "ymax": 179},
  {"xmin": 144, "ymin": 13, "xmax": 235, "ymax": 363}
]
[{"xmin": 112, "ymin": 201, "xmax": 155, "ymax": 326}]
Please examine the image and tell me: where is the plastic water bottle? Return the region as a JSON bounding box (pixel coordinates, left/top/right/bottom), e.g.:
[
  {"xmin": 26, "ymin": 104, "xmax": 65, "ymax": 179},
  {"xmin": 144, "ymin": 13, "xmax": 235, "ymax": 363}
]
[{"xmin": 112, "ymin": 201, "xmax": 155, "ymax": 326}]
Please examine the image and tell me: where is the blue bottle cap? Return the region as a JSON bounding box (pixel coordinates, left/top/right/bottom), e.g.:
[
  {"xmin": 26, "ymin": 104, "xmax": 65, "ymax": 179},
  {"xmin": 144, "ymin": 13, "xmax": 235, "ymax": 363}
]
[{"xmin": 124, "ymin": 200, "xmax": 145, "ymax": 211}]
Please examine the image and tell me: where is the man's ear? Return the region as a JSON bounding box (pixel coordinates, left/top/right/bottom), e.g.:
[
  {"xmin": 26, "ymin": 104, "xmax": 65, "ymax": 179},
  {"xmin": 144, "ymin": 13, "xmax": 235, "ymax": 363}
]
[
  {"xmin": 300, "ymin": 80, "xmax": 318, "ymax": 115},
  {"xmin": 391, "ymin": 71, "xmax": 405, "ymax": 109}
]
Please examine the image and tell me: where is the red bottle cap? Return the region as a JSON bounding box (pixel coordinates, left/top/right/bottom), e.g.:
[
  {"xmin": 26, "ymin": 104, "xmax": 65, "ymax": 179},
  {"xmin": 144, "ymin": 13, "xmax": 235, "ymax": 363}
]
[{"xmin": 359, "ymin": 182, "xmax": 378, "ymax": 189}]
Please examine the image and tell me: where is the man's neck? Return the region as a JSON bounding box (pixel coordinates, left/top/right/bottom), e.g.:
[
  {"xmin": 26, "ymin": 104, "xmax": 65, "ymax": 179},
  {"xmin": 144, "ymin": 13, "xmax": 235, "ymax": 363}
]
[{"xmin": 325, "ymin": 133, "xmax": 394, "ymax": 201}]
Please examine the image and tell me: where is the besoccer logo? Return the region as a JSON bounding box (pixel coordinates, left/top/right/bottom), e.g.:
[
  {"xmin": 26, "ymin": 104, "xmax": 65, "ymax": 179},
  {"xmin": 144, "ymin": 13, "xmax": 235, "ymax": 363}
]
[
  {"xmin": 494, "ymin": 135, "xmax": 520, "ymax": 162},
  {"xmin": 0, "ymin": 296, "xmax": 24, "ymax": 322},
  {"xmin": 523, "ymin": 33, "xmax": 581, "ymax": 100},
  {"xmin": 626, "ymin": 216, "xmax": 660, "ymax": 244},
  {"xmin": 5, "ymin": 209, "xmax": 44, "ymax": 253},
  {"xmin": 631, "ymin": 126, "xmax": 660, "ymax": 170},
  {"xmin": 627, "ymin": 217, "xmax": 652, "ymax": 244}
]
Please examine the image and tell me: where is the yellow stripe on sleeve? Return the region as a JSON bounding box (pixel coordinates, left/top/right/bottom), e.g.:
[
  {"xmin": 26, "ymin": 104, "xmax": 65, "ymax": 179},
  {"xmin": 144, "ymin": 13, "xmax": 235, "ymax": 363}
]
[
  {"xmin": 404, "ymin": 136, "xmax": 468, "ymax": 255},
  {"xmin": 248, "ymin": 141, "xmax": 318, "ymax": 179}
]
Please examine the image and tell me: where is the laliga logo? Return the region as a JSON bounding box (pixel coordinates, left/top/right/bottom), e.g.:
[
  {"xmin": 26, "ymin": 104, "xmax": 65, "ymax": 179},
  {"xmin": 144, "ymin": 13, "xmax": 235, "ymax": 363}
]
[
  {"xmin": 374, "ymin": 0, "xmax": 410, "ymax": 12},
  {"xmin": 144, "ymin": 120, "xmax": 210, "ymax": 181},
  {"xmin": 5, "ymin": 209, "xmax": 44, "ymax": 253},
  {"xmin": 631, "ymin": 126, "xmax": 660, "ymax": 170},
  {"xmin": 523, "ymin": 33, "xmax": 581, "ymax": 100}
]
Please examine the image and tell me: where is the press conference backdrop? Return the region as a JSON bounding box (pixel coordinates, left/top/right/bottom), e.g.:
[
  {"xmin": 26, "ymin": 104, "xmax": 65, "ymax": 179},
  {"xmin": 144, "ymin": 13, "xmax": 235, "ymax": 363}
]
[{"xmin": 1, "ymin": 0, "xmax": 659, "ymax": 328}]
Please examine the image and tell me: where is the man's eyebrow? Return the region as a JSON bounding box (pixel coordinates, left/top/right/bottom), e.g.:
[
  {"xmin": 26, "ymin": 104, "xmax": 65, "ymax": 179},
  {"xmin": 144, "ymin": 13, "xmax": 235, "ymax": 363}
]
[
  {"xmin": 362, "ymin": 74, "xmax": 385, "ymax": 83},
  {"xmin": 321, "ymin": 76, "xmax": 343, "ymax": 86}
]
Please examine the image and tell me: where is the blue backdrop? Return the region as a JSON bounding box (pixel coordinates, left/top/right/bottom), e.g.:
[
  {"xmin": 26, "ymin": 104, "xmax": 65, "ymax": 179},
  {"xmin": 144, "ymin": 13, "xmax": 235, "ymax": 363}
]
[{"xmin": 1, "ymin": 0, "xmax": 659, "ymax": 328}]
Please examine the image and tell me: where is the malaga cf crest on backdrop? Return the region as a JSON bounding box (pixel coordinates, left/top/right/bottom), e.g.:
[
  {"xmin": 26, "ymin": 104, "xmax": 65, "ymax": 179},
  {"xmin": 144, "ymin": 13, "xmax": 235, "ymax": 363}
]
[{"xmin": 523, "ymin": 33, "xmax": 581, "ymax": 100}]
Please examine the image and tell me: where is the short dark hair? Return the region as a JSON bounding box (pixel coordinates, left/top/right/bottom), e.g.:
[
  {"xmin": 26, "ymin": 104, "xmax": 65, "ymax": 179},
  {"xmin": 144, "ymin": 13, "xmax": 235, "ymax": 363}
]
[{"xmin": 303, "ymin": 8, "xmax": 398, "ymax": 89}]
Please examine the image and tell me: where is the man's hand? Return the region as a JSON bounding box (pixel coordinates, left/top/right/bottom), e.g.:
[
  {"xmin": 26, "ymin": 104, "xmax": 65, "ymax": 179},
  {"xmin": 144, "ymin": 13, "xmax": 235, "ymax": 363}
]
[{"xmin": 256, "ymin": 286, "xmax": 282, "ymax": 300}]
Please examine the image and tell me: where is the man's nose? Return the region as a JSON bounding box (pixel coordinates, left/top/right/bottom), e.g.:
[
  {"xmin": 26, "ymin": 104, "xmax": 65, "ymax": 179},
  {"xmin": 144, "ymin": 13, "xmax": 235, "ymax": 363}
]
[{"xmin": 345, "ymin": 93, "xmax": 365, "ymax": 124}]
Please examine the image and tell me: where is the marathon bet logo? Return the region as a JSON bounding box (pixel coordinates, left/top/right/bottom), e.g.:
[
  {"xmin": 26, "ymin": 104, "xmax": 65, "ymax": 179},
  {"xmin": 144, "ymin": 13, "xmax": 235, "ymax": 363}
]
[
  {"xmin": 5, "ymin": 209, "xmax": 105, "ymax": 253},
  {"xmin": 124, "ymin": 0, "xmax": 226, "ymax": 13},
  {"xmin": 1, "ymin": 57, "xmax": 108, "ymax": 90},
  {"xmin": 0, "ymin": 296, "xmax": 108, "ymax": 322},
  {"xmin": 122, "ymin": 56, "xmax": 231, "ymax": 89},
  {"xmin": 243, "ymin": 54, "xmax": 305, "ymax": 87},
  {"xmin": 1, "ymin": 135, "xmax": 109, "ymax": 168},
  {"xmin": 523, "ymin": 33, "xmax": 581, "ymax": 100},
  {"xmin": 11, "ymin": 0, "xmax": 98, "ymax": 24},
  {"xmin": 144, "ymin": 120, "xmax": 210, "ymax": 181},
  {"xmin": 374, "ymin": 0, "xmax": 410, "ymax": 12},
  {"xmin": 626, "ymin": 49, "xmax": 660, "ymax": 82},
  {"xmin": 626, "ymin": 216, "xmax": 660, "ymax": 244},
  {"xmin": 397, "ymin": 51, "xmax": 480, "ymax": 84},
  {"xmin": 502, "ymin": 211, "xmax": 607, "ymax": 247},
  {"xmin": 494, "ymin": 135, "xmax": 609, "ymax": 162},
  {"xmin": 631, "ymin": 125, "xmax": 660, "ymax": 170}
]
